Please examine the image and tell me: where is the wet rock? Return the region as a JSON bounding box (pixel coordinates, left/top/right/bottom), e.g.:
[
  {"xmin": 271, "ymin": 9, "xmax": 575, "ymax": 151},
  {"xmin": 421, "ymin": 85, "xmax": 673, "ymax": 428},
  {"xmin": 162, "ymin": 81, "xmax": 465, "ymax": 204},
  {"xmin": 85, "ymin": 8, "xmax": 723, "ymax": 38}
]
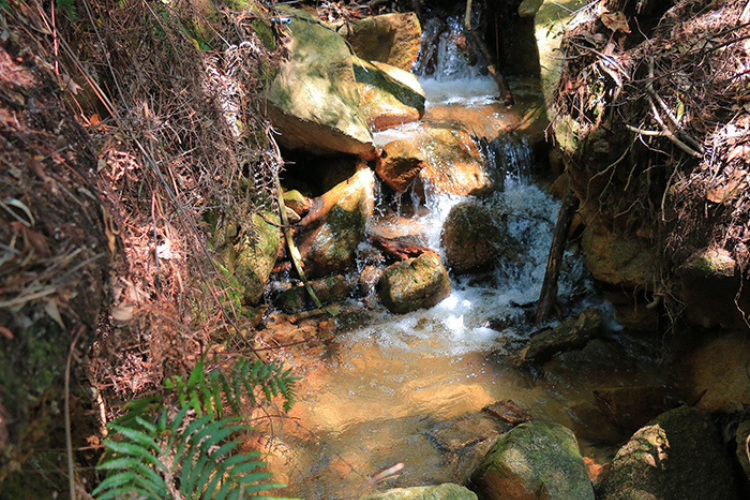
[
  {"xmin": 265, "ymin": 8, "xmax": 375, "ymax": 159},
  {"xmin": 593, "ymin": 386, "xmax": 679, "ymax": 432},
  {"xmin": 234, "ymin": 211, "xmax": 283, "ymax": 305},
  {"xmin": 378, "ymin": 251, "xmax": 451, "ymax": 314},
  {"xmin": 376, "ymin": 139, "xmax": 427, "ymax": 193},
  {"xmin": 481, "ymin": 400, "xmax": 531, "ymax": 425},
  {"xmin": 680, "ymin": 331, "xmax": 750, "ymax": 413},
  {"xmin": 338, "ymin": 13, "xmax": 422, "ymax": 71},
  {"xmin": 359, "ymin": 265, "xmax": 384, "ymax": 296},
  {"xmin": 441, "ymin": 202, "xmax": 505, "ymax": 273},
  {"xmin": 274, "ymin": 275, "xmax": 355, "ymax": 313},
  {"xmin": 471, "ymin": 421, "xmax": 595, "ymax": 500},
  {"xmin": 735, "ymin": 419, "xmax": 750, "ymax": 483},
  {"xmin": 297, "ymin": 168, "xmax": 374, "ymax": 278},
  {"xmin": 600, "ymin": 406, "xmax": 742, "ymax": 500},
  {"xmin": 520, "ymin": 307, "xmax": 603, "ymax": 364},
  {"xmin": 581, "ymin": 225, "xmax": 658, "ymax": 288},
  {"xmin": 354, "ymin": 58, "xmax": 425, "ymax": 132},
  {"xmin": 360, "ymin": 483, "xmax": 478, "ymax": 500},
  {"xmin": 677, "ymin": 247, "xmax": 750, "ymax": 329},
  {"xmin": 425, "ymin": 413, "xmax": 505, "ymax": 454}
]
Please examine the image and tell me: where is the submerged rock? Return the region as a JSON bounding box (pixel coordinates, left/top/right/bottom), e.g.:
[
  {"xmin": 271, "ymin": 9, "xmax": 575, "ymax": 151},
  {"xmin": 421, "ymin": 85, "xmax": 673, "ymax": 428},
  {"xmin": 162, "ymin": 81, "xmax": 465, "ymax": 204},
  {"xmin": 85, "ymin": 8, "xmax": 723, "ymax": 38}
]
[
  {"xmin": 593, "ymin": 386, "xmax": 679, "ymax": 432},
  {"xmin": 265, "ymin": 8, "xmax": 375, "ymax": 158},
  {"xmin": 297, "ymin": 168, "xmax": 374, "ymax": 278},
  {"xmin": 600, "ymin": 406, "xmax": 741, "ymax": 500},
  {"xmin": 338, "ymin": 13, "xmax": 422, "ymax": 71},
  {"xmin": 471, "ymin": 421, "xmax": 595, "ymax": 500},
  {"xmin": 378, "ymin": 251, "xmax": 451, "ymax": 314},
  {"xmin": 354, "ymin": 58, "xmax": 425, "ymax": 132},
  {"xmin": 360, "ymin": 483, "xmax": 478, "ymax": 500},
  {"xmin": 441, "ymin": 202, "xmax": 505, "ymax": 273},
  {"xmin": 520, "ymin": 307, "xmax": 603, "ymax": 364}
]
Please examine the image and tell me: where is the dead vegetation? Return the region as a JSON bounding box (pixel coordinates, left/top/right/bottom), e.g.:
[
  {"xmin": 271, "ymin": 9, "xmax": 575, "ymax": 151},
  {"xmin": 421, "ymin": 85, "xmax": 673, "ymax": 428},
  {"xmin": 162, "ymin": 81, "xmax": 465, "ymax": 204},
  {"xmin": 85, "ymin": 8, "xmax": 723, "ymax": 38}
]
[{"xmin": 554, "ymin": 0, "xmax": 750, "ymax": 312}]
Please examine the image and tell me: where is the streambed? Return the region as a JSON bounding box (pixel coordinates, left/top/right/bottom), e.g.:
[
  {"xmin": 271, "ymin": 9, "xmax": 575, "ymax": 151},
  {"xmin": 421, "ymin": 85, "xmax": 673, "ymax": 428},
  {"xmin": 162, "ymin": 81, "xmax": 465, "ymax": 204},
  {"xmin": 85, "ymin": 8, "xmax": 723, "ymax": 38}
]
[{"xmin": 253, "ymin": 76, "xmax": 671, "ymax": 500}]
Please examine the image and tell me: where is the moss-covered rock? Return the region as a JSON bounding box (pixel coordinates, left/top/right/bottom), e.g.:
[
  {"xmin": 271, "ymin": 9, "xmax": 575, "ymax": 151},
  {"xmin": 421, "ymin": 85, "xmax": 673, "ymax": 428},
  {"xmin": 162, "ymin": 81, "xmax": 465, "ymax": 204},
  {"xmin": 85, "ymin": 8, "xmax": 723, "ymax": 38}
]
[
  {"xmin": 471, "ymin": 421, "xmax": 595, "ymax": 500},
  {"xmin": 520, "ymin": 307, "xmax": 603, "ymax": 364},
  {"xmin": 600, "ymin": 406, "xmax": 741, "ymax": 500},
  {"xmin": 274, "ymin": 275, "xmax": 354, "ymax": 313},
  {"xmin": 360, "ymin": 483, "xmax": 478, "ymax": 500},
  {"xmin": 354, "ymin": 57, "xmax": 425, "ymax": 132},
  {"xmin": 265, "ymin": 8, "xmax": 375, "ymax": 158},
  {"xmin": 378, "ymin": 251, "xmax": 451, "ymax": 314},
  {"xmin": 581, "ymin": 225, "xmax": 658, "ymax": 288},
  {"xmin": 440, "ymin": 202, "xmax": 506, "ymax": 273},
  {"xmin": 232, "ymin": 211, "xmax": 283, "ymax": 305},
  {"xmin": 297, "ymin": 168, "xmax": 374, "ymax": 278}
]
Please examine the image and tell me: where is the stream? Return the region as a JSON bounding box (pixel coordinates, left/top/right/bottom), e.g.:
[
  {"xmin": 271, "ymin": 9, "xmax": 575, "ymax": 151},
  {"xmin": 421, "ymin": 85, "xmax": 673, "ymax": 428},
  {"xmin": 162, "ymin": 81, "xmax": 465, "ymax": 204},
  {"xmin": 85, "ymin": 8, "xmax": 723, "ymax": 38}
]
[{"xmin": 258, "ymin": 22, "xmax": 671, "ymax": 500}]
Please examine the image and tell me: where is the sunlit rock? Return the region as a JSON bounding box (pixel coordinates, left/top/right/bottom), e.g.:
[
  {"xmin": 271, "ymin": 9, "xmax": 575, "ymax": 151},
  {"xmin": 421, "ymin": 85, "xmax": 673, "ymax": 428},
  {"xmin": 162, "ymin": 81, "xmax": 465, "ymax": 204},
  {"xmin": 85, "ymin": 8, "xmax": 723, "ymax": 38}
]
[
  {"xmin": 360, "ymin": 484, "xmax": 477, "ymax": 500},
  {"xmin": 233, "ymin": 211, "xmax": 283, "ymax": 305},
  {"xmin": 377, "ymin": 251, "xmax": 451, "ymax": 314},
  {"xmin": 354, "ymin": 57, "xmax": 425, "ymax": 132},
  {"xmin": 283, "ymin": 189, "xmax": 312, "ymax": 217},
  {"xmin": 376, "ymin": 139, "xmax": 427, "ymax": 193},
  {"xmin": 265, "ymin": 8, "xmax": 375, "ymax": 159},
  {"xmin": 296, "ymin": 168, "xmax": 374, "ymax": 278},
  {"xmin": 441, "ymin": 201, "xmax": 505, "ymax": 273},
  {"xmin": 471, "ymin": 421, "xmax": 595, "ymax": 500},
  {"xmin": 337, "ymin": 13, "xmax": 422, "ymax": 71},
  {"xmin": 600, "ymin": 406, "xmax": 741, "ymax": 500}
]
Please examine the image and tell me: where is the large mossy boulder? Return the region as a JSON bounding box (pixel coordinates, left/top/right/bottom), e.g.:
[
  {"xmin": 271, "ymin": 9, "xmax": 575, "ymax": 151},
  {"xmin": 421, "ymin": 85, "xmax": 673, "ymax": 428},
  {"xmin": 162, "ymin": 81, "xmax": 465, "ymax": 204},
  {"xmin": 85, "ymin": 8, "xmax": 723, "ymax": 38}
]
[
  {"xmin": 297, "ymin": 168, "xmax": 374, "ymax": 278},
  {"xmin": 232, "ymin": 211, "xmax": 283, "ymax": 305},
  {"xmin": 338, "ymin": 13, "xmax": 422, "ymax": 71},
  {"xmin": 600, "ymin": 406, "xmax": 741, "ymax": 500},
  {"xmin": 441, "ymin": 202, "xmax": 505, "ymax": 273},
  {"xmin": 265, "ymin": 8, "xmax": 375, "ymax": 158},
  {"xmin": 360, "ymin": 483, "xmax": 477, "ymax": 500},
  {"xmin": 354, "ymin": 57, "xmax": 425, "ymax": 132},
  {"xmin": 378, "ymin": 251, "xmax": 451, "ymax": 314},
  {"xmin": 471, "ymin": 421, "xmax": 595, "ymax": 500}
]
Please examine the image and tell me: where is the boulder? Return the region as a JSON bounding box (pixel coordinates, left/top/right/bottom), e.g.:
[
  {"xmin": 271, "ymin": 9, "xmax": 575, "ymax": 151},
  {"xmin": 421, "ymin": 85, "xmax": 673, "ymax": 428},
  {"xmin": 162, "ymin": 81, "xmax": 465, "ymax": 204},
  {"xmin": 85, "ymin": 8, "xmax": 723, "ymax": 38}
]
[
  {"xmin": 297, "ymin": 168, "xmax": 374, "ymax": 278},
  {"xmin": 274, "ymin": 275, "xmax": 355, "ymax": 313},
  {"xmin": 233, "ymin": 211, "xmax": 283, "ymax": 305},
  {"xmin": 471, "ymin": 421, "xmax": 595, "ymax": 500},
  {"xmin": 593, "ymin": 386, "xmax": 678, "ymax": 432},
  {"xmin": 600, "ymin": 406, "xmax": 741, "ymax": 500},
  {"xmin": 378, "ymin": 251, "xmax": 451, "ymax": 314},
  {"xmin": 441, "ymin": 202, "xmax": 504, "ymax": 273},
  {"xmin": 354, "ymin": 57, "xmax": 425, "ymax": 132},
  {"xmin": 676, "ymin": 247, "xmax": 750, "ymax": 329},
  {"xmin": 360, "ymin": 483, "xmax": 477, "ymax": 500},
  {"xmin": 520, "ymin": 307, "xmax": 603, "ymax": 364},
  {"xmin": 265, "ymin": 8, "xmax": 375, "ymax": 158},
  {"xmin": 376, "ymin": 125, "xmax": 494, "ymax": 198},
  {"xmin": 338, "ymin": 13, "xmax": 422, "ymax": 71},
  {"xmin": 581, "ymin": 225, "xmax": 658, "ymax": 288}
]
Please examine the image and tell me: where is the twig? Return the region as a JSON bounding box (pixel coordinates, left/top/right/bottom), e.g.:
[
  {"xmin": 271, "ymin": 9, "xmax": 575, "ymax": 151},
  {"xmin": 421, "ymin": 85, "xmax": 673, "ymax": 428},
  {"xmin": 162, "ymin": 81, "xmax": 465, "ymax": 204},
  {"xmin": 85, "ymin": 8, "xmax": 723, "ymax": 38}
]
[{"xmin": 65, "ymin": 325, "xmax": 85, "ymax": 500}]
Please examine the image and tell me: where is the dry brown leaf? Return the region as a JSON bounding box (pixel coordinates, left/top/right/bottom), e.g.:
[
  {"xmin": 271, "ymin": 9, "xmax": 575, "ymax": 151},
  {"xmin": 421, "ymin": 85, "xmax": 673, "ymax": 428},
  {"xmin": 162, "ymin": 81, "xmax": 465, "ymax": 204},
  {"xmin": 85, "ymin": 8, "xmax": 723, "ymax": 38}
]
[
  {"xmin": 601, "ymin": 11, "xmax": 631, "ymax": 33},
  {"xmin": 727, "ymin": 144, "xmax": 750, "ymax": 162},
  {"xmin": 0, "ymin": 327, "xmax": 13, "ymax": 339},
  {"xmin": 707, "ymin": 179, "xmax": 741, "ymax": 204}
]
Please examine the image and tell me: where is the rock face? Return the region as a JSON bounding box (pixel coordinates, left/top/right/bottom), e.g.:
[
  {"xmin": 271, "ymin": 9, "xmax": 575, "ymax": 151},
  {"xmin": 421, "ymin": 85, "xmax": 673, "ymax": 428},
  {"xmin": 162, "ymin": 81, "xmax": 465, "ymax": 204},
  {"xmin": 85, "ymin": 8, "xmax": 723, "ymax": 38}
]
[
  {"xmin": 233, "ymin": 211, "xmax": 283, "ymax": 305},
  {"xmin": 378, "ymin": 251, "xmax": 451, "ymax": 314},
  {"xmin": 441, "ymin": 202, "xmax": 504, "ymax": 273},
  {"xmin": 297, "ymin": 168, "xmax": 374, "ymax": 278},
  {"xmin": 265, "ymin": 8, "xmax": 375, "ymax": 158},
  {"xmin": 600, "ymin": 406, "xmax": 741, "ymax": 500},
  {"xmin": 471, "ymin": 421, "xmax": 595, "ymax": 500},
  {"xmin": 581, "ymin": 225, "xmax": 658, "ymax": 288},
  {"xmin": 338, "ymin": 13, "xmax": 422, "ymax": 71},
  {"xmin": 360, "ymin": 483, "xmax": 478, "ymax": 500},
  {"xmin": 354, "ymin": 57, "xmax": 425, "ymax": 132}
]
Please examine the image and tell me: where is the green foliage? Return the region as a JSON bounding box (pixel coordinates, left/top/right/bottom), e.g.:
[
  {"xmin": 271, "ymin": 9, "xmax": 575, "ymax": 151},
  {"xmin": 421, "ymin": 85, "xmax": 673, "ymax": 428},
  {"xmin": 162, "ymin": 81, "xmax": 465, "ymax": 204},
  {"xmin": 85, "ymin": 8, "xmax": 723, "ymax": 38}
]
[
  {"xmin": 95, "ymin": 357, "xmax": 298, "ymax": 499},
  {"xmin": 93, "ymin": 406, "xmax": 286, "ymax": 500},
  {"xmin": 56, "ymin": 0, "xmax": 77, "ymax": 21}
]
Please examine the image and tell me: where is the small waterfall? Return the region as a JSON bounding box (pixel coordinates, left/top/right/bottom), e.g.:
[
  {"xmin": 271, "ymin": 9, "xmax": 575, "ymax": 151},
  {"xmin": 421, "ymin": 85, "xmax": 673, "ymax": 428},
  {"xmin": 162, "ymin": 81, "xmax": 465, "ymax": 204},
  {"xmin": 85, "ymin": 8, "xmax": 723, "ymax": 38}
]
[{"xmin": 414, "ymin": 16, "xmax": 485, "ymax": 80}]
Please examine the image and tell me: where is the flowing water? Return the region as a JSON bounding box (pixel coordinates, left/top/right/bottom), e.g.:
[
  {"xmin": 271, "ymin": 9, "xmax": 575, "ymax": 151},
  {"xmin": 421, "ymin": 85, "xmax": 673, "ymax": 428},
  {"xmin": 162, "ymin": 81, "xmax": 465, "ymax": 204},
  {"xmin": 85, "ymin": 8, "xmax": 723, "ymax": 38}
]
[{"xmin": 258, "ymin": 24, "xmax": 669, "ymax": 500}]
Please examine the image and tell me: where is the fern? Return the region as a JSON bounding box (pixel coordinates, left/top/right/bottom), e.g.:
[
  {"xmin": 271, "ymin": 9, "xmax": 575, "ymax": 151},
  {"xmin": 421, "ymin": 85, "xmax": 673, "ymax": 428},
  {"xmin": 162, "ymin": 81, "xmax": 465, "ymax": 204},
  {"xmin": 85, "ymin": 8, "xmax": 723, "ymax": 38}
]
[
  {"xmin": 93, "ymin": 406, "xmax": 287, "ymax": 500},
  {"xmin": 95, "ymin": 357, "xmax": 299, "ymax": 500}
]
